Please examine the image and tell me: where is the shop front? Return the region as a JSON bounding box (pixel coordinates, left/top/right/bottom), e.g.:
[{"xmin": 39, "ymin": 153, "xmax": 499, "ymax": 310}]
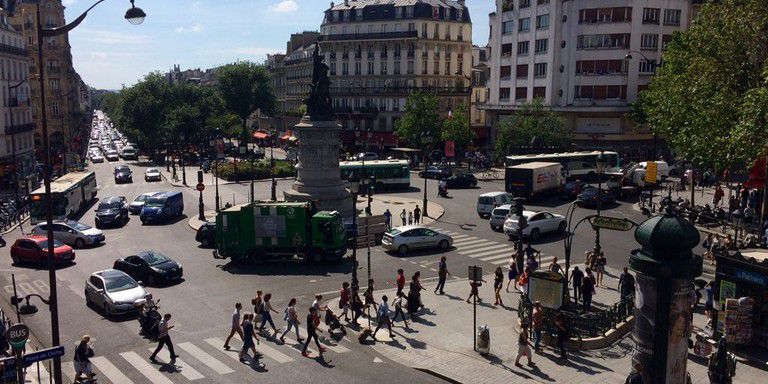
[{"xmin": 713, "ymin": 250, "xmax": 768, "ymax": 349}]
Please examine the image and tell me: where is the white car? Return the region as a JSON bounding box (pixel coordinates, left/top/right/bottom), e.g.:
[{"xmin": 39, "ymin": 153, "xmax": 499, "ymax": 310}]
[
  {"xmin": 32, "ymin": 220, "xmax": 105, "ymax": 248},
  {"xmin": 91, "ymin": 154, "xmax": 105, "ymax": 163},
  {"xmin": 489, "ymin": 204, "xmax": 512, "ymax": 232},
  {"xmin": 129, "ymin": 192, "xmax": 160, "ymax": 214},
  {"xmin": 105, "ymin": 150, "xmax": 119, "ymax": 161},
  {"xmin": 144, "ymin": 168, "xmax": 162, "ymax": 182},
  {"xmin": 85, "ymin": 269, "xmax": 148, "ymax": 316},
  {"xmin": 381, "ymin": 225, "xmax": 453, "ymax": 255},
  {"xmin": 503, "ymin": 210, "xmax": 567, "ymax": 241}
]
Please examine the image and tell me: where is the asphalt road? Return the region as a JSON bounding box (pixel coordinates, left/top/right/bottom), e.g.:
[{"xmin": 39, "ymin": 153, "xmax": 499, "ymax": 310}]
[{"xmin": 0, "ymin": 159, "xmax": 649, "ymax": 384}]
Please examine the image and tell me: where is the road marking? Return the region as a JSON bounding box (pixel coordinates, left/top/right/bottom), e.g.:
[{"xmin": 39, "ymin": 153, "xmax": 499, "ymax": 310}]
[
  {"xmin": 451, "ymin": 239, "xmax": 489, "ymax": 247},
  {"xmin": 146, "ymin": 348, "xmax": 204, "ymax": 380},
  {"xmin": 205, "ymin": 337, "xmax": 294, "ymax": 364},
  {"xmin": 466, "ymin": 248, "xmax": 511, "ymax": 259},
  {"xmin": 448, "ymin": 234, "xmax": 471, "ymax": 240},
  {"xmin": 120, "ymin": 351, "xmax": 175, "ymax": 384},
  {"xmin": 178, "ymin": 342, "xmax": 234, "ymax": 375},
  {"xmin": 480, "ymin": 252, "xmax": 516, "ymax": 262},
  {"xmin": 282, "ymin": 335, "xmax": 350, "ymax": 354},
  {"xmin": 91, "ymin": 356, "xmax": 137, "ymax": 384},
  {"xmin": 68, "ymin": 284, "xmax": 86, "ymax": 299},
  {"xmin": 460, "ymin": 243, "xmax": 509, "ymax": 255}
]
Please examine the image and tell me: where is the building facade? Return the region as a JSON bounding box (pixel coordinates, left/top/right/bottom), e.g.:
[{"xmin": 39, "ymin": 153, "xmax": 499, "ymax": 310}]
[
  {"xmin": 484, "ymin": 0, "xmax": 693, "ymax": 158},
  {"xmin": 470, "ymin": 45, "xmax": 490, "ymax": 146},
  {"xmin": 319, "ymin": 0, "xmax": 472, "ymax": 148},
  {"xmin": 0, "ymin": 5, "xmax": 34, "ymax": 195}
]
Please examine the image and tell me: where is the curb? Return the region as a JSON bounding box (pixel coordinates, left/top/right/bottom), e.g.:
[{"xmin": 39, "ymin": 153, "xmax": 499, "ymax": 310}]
[
  {"xmin": 566, "ymin": 316, "xmax": 635, "ymax": 350},
  {"xmin": 1, "ymin": 216, "xmax": 30, "ymax": 235},
  {"xmin": 413, "ymin": 367, "xmax": 463, "ymax": 384}
]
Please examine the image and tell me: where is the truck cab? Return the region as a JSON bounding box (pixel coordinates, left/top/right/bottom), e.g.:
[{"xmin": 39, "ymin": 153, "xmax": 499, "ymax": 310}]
[{"xmin": 310, "ymin": 211, "xmax": 346, "ymax": 262}]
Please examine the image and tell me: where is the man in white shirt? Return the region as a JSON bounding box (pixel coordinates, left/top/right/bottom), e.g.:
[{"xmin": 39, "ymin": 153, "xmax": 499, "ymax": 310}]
[
  {"xmin": 224, "ymin": 303, "xmax": 243, "ymax": 350},
  {"xmin": 372, "ymin": 295, "xmax": 393, "ymax": 341},
  {"xmin": 150, "ymin": 313, "xmax": 178, "ymax": 362}
]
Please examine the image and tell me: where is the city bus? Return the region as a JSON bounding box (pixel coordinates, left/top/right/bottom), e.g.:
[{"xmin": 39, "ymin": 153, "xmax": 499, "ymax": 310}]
[
  {"xmin": 30, "ymin": 171, "xmax": 98, "ymax": 224},
  {"xmin": 505, "ymin": 151, "xmax": 621, "ymax": 179},
  {"xmin": 339, "ymin": 160, "xmax": 411, "ymax": 189}
]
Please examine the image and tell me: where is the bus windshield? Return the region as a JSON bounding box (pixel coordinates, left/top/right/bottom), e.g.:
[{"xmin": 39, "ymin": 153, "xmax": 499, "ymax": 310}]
[{"xmin": 31, "ymin": 196, "xmax": 68, "ymax": 219}]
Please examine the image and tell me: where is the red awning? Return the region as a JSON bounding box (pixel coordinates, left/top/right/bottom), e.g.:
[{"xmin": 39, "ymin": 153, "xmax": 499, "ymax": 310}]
[
  {"xmin": 253, "ymin": 131, "xmax": 269, "ymax": 139},
  {"xmin": 744, "ymin": 158, "xmax": 765, "ymax": 189},
  {"xmin": 280, "ymin": 130, "xmax": 293, "ymax": 140}
]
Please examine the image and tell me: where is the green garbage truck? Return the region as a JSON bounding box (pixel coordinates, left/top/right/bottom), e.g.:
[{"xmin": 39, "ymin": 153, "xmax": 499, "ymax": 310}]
[{"xmin": 212, "ymin": 201, "xmax": 347, "ymax": 263}]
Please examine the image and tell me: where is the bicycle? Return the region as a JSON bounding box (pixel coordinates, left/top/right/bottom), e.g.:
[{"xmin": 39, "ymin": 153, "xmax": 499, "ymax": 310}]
[{"xmin": 481, "ymin": 168, "xmax": 500, "ymax": 180}]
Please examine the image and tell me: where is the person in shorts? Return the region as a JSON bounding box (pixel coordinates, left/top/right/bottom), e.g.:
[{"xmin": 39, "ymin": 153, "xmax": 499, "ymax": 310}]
[
  {"xmin": 514, "ymin": 326, "xmax": 535, "ymax": 367},
  {"xmin": 74, "ymin": 335, "xmax": 96, "ymax": 382}
]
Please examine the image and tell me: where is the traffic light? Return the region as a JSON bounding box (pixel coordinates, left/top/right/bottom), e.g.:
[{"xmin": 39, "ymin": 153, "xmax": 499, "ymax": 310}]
[{"xmin": 197, "ymin": 170, "xmax": 203, "ymax": 183}]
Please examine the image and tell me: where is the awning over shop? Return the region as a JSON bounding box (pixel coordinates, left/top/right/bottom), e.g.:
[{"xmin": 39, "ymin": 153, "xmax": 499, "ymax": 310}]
[
  {"xmin": 253, "ymin": 131, "xmax": 269, "ymax": 139},
  {"xmin": 280, "ymin": 130, "xmax": 293, "ymax": 140},
  {"xmin": 744, "ymin": 158, "xmax": 765, "ymax": 189}
]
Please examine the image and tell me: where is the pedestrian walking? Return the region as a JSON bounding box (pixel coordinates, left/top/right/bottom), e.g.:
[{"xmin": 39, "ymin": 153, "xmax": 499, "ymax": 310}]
[
  {"xmin": 618, "ymin": 267, "xmax": 635, "ymax": 302},
  {"xmin": 584, "ymin": 250, "xmax": 595, "ymax": 269},
  {"xmin": 150, "ymin": 313, "xmax": 178, "ymax": 362},
  {"xmin": 396, "ymin": 269, "xmax": 406, "ymax": 296},
  {"xmin": 413, "ymin": 205, "xmax": 421, "ymax": 223},
  {"xmin": 514, "ymin": 325, "xmax": 536, "ymax": 367},
  {"xmin": 434, "ymin": 256, "xmax": 450, "ymax": 295},
  {"xmin": 392, "ymin": 292, "xmax": 409, "ymax": 328},
  {"xmin": 73, "ymin": 335, "xmax": 96, "ymax": 383},
  {"xmin": 312, "ymin": 294, "xmax": 328, "ymax": 315},
  {"xmin": 582, "ymin": 268, "xmax": 595, "ymax": 312},
  {"xmin": 410, "ymin": 272, "xmax": 425, "ymax": 309},
  {"xmin": 594, "ymin": 253, "xmax": 606, "ymax": 286},
  {"xmin": 466, "ymin": 279, "xmax": 481, "ymax": 303},
  {"xmin": 493, "ymin": 267, "xmax": 504, "ymax": 306},
  {"xmin": 258, "ymin": 293, "xmax": 280, "ymax": 336},
  {"xmin": 364, "ymin": 279, "xmax": 378, "ymax": 313},
  {"xmin": 555, "ymin": 312, "xmax": 569, "ymax": 360},
  {"xmin": 532, "ymin": 302, "xmax": 543, "ymax": 352},
  {"xmin": 705, "ymin": 281, "xmax": 714, "ymax": 327},
  {"xmin": 223, "ymin": 302, "xmax": 243, "ymax": 350},
  {"xmin": 239, "ymin": 313, "xmax": 262, "ymax": 362},
  {"xmin": 548, "ymin": 257, "xmax": 563, "ymax": 275},
  {"xmin": 301, "ymin": 307, "xmax": 326, "ymax": 357},
  {"xmin": 251, "ymin": 291, "xmax": 263, "ymax": 322},
  {"xmin": 372, "ymin": 295, "xmax": 394, "ymax": 341},
  {"xmin": 279, "ymin": 298, "xmax": 302, "ymax": 343},
  {"xmin": 384, "ymin": 209, "xmax": 392, "ymax": 230},
  {"xmin": 714, "ymin": 184, "xmax": 724, "ymax": 208},
  {"xmin": 506, "ymin": 259, "xmax": 518, "ymax": 293},
  {"xmin": 339, "ymin": 282, "xmax": 351, "ymax": 322},
  {"xmin": 408, "ymin": 211, "xmax": 414, "ymax": 225},
  {"xmin": 570, "ymin": 266, "xmax": 584, "ymax": 303},
  {"xmin": 400, "ymin": 209, "xmax": 407, "ymax": 226},
  {"xmin": 351, "ymin": 289, "xmax": 364, "ymax": 324}
]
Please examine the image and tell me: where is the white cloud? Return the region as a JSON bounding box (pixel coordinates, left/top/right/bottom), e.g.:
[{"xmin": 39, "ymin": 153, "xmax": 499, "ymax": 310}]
[
  {"xmin": 270, "ymin": 0, "xmax": 298, "ymax": 13},
  {"xmin": 175, "ymin": 23, "xmax": 205, "ymax": 33},
  {"xmin": 70, "ymin": 28, "xmax": 149, "ymax": 45}
]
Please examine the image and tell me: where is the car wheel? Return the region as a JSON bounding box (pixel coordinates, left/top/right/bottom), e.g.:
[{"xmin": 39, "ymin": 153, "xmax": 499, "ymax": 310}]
[
  {"xmin": 397, "ymin": 244, "xmax": 409, "ymax": 256},
  {"xmin": 558, "ymin": 222, "xmax": 567, "ymax": 235},
  {"xmin": 11, "ymin": 254, "xmax": 19, "ymax": 265},
  {"xmin": 530, "ymin": 228, "xmax": 541, "ymax": 241},
  {"xmin": 439, "ymin": 240, "xmax": 449, "ymax": 250},
  {"xmin": 472, "ymin": 181, "xmax": 477, "ymax": 187},
  {"xmin": 85, "ymin": 291, "xmax": 92, "ymax": 306},
  {"xmin": 75, "ymin": 238, "xmax": 85, "ymax": 249}
]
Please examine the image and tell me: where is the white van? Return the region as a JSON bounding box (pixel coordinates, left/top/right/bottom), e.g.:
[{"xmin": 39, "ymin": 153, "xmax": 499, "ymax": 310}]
[
  {"xmin": 638, "ymin": 161, "xmax": 670, "ymax": 180},
  {"xmin": 477, "ymin": 192, "xmax": 513, "ymax": 218}
]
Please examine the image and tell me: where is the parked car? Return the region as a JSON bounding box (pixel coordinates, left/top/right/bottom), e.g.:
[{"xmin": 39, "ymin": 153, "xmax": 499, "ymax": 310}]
[
  {"xmin": 129, "ymin": 192, "xmax": 161, "ymax": 214},
  {"xmin": 477, "ymin": 192, "xmax": 513, "ymax": 218},
  {"xmin": 419, "ymin": 166, "xmax": 451, "ymax": 180},
  {"xmin": 140, "ymin": 191, "xmax": 184, "ymax": 224},
  {"xmin": 114, "ymin": 165, "xmax": 133, "ymax": 184},
  {"xmin": 445, "ymin": 173, "xmax": 477, "ymax": 188},
  {"xmin": 576, "ymin": 187, "xmax": 616, "ymax": 208},
  {"xmin": 32, "ymin": 220, "xmax": 104, "ymax": 248},
  {"xmin": 95, "ymin": 196, "xmax": 129, "ymax": 228},
  {"xmin": 144, "ymin": 168, "xmax": 162, "ymax": 182},
  {"xmin": 105, "ymin": 150, "xmax": 119, "ymax": 161},
  {"xmin": 381, "ymin": 225, "xmax": 453, "ymax": 256},
  {"xmin": 560, "ymin": 180, "xmax": 586, "ymax": 199},
  {"xmin": 113, "ymin": 251, "xmax": 183, "ymax": 286},
  {"xmin": 489, "ymin": 204, "xmax": 512, "ymax": 232},
  {"xmin": 503, "ymin": 210, "xmax": 566, "ymax": 241},
  {"xmin": 84, "ymin": 269, "xmax": 148, "ymax": 316},
  {"xmin": 91, "ymin": 154, "xmax": 104, "ymax": 163},
  {"xmin": 195, "ymin": 221, "xmax": 216, "ymax": 248},
  {"xmin": 10, "ymin": 236, "xmax": 75, "ymax": 266}
]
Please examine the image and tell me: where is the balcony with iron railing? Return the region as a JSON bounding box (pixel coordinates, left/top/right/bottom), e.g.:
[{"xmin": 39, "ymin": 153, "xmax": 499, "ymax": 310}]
[
  {"xmin": 330, "ymin": 86, "xmax": 470, "ymax": 97},
  {"xmin": 4, "ymin": 122, "xmax": 35, "ymax": 136},
  {"xmin": 318, "ymin": 30, "xmax": 418, "ymax": 42},
  {"xmin": 0, "ymin": 44, "xmax": 29, "ymax": 57}
]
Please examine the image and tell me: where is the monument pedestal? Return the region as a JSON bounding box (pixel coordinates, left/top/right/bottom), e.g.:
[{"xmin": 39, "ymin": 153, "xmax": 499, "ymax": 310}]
[{"xmin": 283, "ymin": 117, "xmax": 352, "ymax": 216}]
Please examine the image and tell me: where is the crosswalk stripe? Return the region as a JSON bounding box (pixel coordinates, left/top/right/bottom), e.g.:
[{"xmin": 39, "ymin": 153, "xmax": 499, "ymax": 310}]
[
  {"xmin": 449, "ymin": 234, "xmax": 472, "ymax": 240},
  {"xmin": 468, "ymin": 248, "xmax": 512, "ymax": 259},
  {"xmin": 120, "ymin": 351, "xmax": 175, "ymax": 384},
  {"xmin": 452, "ymin": 239, "xmax": 489, "ymax": 247},
  {"xmin": 205, "ymin": 337, "xmax": 294, "ymax": 364},
  {"xmin": 91, "ymin": 356, "xmax": 136, "ymax": 384},
  {"xmin": 460, "ymin": 243, "xmax": 509, "ymax": 255},
  {"xmin": 283, "ymin": 335, "xmax": 350, "ymax": 354},
  {"xmin": 480, "ymin": 252, "xmax": 513, "ymax": 262},
  {"xmin": 147, "ymin": 348, "xmax": 205, "ymax": 380},
  {"xmin": 178, "ymin": 342, "xmax": 234, "ymax": 375},
  {"xmin": 24, "ymin": 361, "xmax": 51, "ymax": 384},
  {"xmin": 491, "ymin": 258, "xmax": 511, "ymax": 265}
]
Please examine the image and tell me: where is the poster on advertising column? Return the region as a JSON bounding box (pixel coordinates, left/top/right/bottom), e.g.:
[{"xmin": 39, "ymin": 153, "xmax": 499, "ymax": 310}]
[
  {"xmin": 632, "ymin": 272, "xmax": 657, "ymax": 384},
  {"xmin": 666, "ymin": 279, "xmax": 695, "ymax": 382}
]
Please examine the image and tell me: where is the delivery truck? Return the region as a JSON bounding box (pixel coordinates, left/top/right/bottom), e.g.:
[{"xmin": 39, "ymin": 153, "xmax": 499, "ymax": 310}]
[
  {"xmin": 505, "ymin": 162, "xmax": 565, "ymax": 199},
  {"xmin": 212, "ymin": 201, "xmax": 347, "ymax": 263}
]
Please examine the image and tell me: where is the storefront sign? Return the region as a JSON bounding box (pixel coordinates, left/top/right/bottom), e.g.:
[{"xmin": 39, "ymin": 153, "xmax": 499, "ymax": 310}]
[
  {"xmin": 645, "ymin": 162, "xmax": 658, "ymax": 184},
  {"xmin": 734, "ymin": 269, "xmax": 768, "ymax": 287},
  {"xmin": 576, "ymin": 117, "xmax": 621, "ymax": 134}
]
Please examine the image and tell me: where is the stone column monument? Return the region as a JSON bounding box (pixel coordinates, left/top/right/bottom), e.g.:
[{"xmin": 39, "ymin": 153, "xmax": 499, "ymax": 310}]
[{"xmin": 283, "ymin": 43, "xmax": 352, "ymax": 216}]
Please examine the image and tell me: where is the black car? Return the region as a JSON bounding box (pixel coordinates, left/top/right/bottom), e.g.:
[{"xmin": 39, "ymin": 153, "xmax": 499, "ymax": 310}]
[
  {"xmin": 445, "ymin": 173, "xmax": 477, "ymax": 188},
  {"xmin": 195, "ymin": 221, "xmax": 216, "ymax": 248},
  {"xmin": 419, "ymin": 166, "xmax": 451, "ymax": 180},
  {"xmin": 113, "ymin": 250, "xmax": 183, "ymax": 286},
  {"xmin": 114, "ymin": 165, "xmax": 133, "ymax": 184},
  {"xmin": 560, "ymin": 180, "xmax": 585, "ymax": 199},
  {"xmin": 576, "ymin": 187, "xmax": 616, "ymax": 208},
  {"xmin": 95, "ymin": 196, "xmax": 129, "ymax": 228}
]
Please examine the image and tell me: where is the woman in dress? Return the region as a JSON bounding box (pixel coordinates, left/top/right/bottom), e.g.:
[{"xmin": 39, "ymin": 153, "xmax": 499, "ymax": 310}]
[
  {"xmin": 506, "ymin": 259, "xmax": 518, "ymax": 293},
  {"xmin": 493, "ymin": 267, "xmax": 504, "ymax": 306}
]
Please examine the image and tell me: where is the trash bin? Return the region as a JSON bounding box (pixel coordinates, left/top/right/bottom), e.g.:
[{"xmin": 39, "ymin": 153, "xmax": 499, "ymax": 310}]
[{"xmin": 477, "ymin": 325, "xmax": 490, "ymax": 354}]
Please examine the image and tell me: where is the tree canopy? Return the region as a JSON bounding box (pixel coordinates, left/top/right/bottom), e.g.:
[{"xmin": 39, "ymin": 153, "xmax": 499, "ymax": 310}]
[
  {"xmin": 640, "ymin": 0, "xmax": 768, "ymax": 170},
  {"xmin": 394, "ymin": 91, "xmax": 441, "ymax": 147},
  {"xmin": 494, "ymin": 99, "xmax": 569, "ymax": 160},
  {"xmin": 217, "ymin": 62, "xmax": 276, "ymax": 138},
  {"xmin": 441, "ymin": 103, "xmax": 474, "ymax": 148}
]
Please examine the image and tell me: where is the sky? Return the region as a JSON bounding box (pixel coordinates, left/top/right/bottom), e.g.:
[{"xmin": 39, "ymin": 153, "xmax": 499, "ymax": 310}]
[{"xmin": 65, "ymin": 0, "xmax": 495, "ymax": 90}]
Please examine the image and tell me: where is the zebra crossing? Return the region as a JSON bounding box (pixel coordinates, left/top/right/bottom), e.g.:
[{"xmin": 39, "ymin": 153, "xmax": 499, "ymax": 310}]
[
  {"xmin": 20, "ymin": 330, "xmax": 356, "ymax": 384},
  {"xmin": 437, "ymin": 228, "xmax": 561, "ymax": 267}
]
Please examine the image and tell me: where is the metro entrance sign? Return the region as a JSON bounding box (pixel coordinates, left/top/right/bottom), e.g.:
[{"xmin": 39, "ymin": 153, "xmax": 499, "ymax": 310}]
[{"xmin": 588, "ymin": 215, "xmax": 636, "ymax": 232}]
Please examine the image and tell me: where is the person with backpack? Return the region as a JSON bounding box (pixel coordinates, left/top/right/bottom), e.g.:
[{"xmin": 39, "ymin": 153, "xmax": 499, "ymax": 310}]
[
  {"xmin": 73, "ymin": 335, "xmax": 96, "ymax": 382},
  {"xmin": 372, "ymin": 295, "xmax": 393, "ymax": 341},
  {"xmin": 251, "ymin": 291, "xmax": 263, "ymax": 323},
  {"xmin": 279, "ymin": 298, "xmax": 302, "ymax": 343}
]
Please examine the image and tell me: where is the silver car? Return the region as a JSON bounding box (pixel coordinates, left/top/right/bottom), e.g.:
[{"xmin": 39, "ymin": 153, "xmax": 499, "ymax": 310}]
[
  {"xmin": 144, "ymin": 168, "xmax": 162, "ymax": 182},
  {"xmin": 32, "ymin": 220, "xmax": 105, "ymax": 248},
  {"xmin": 503, "ymin": 210, "xmax": 567, "ymax": 241},
  {"xmin": 489, "ymin": 204, "xmax": 512, "ymax": 232},
  {"xmin": 381, "ymin": 225, "xmax": 453, "ymax": 255},
  {"xmin": 129, "ymin": 192, "xmax": 160, "ymax": 214},
  {"xmin": 85, "ymin": 269, "xmax": 148, "ymax": 316}
]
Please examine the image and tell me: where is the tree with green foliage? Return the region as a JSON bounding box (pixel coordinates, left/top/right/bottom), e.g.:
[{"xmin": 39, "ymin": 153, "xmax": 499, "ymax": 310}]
[
  {"xmin": 394, "ymin": 91, "xmax": 440, "ymax": 147},
  {"xmin": 441, "ymin": 104, "xmax": 473, "ymax": 147},
  {"xmin": 217, "ymin": 62, "xmax": 276, "ymax": 141},
  {"xmin": 494, "ymin": 99, "xmax": 569, "ymax": 160},
  {"xmin": 113, "ymin": 73, "xmax": 173, "ymax": 161},
  {"xmin": 639, "ymin": 0, "xmax": 768, "ymax": 171}
]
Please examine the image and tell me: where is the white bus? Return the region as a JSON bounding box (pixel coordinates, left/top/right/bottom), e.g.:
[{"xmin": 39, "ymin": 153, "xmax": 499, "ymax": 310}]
[
  {"xmin": 30, "ymin": 171, "xmax": 98, "ymax": 224},
  {"xmin": 339, "ymin": 160, "xmax": 411, "ymax": 189},
  {"xmin": 505, "ymin": 151, "xmax": 621, "ymax": 178}
]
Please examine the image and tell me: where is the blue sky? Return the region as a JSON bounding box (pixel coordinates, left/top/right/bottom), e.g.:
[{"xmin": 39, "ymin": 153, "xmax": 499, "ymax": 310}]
[{"xmin": 66, "ymin": 0, "xmax": 495, "ymax": 90}]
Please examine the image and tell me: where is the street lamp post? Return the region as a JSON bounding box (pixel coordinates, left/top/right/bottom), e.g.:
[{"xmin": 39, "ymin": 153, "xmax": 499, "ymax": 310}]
[
  {"xmin": 32, "ymin": 2, "xmax": 145, "ymax": 383},
  {"xmin": 270, "ymin": 127, "xmax": 277, "ymax": 201},
  {"xmin": 348, "ymin": 173, "xmax": 360, "ymax": 294},
  {"xmin": 421, "ymin": 133, "xmax": 432, "ymax": 217},
  {"xmin": 180, "ymin": 133, "xmax": 187, "ymax": 186},
  {"xmin": 593, "ymin": 151, "xmax": 607, "ymax": 257}
]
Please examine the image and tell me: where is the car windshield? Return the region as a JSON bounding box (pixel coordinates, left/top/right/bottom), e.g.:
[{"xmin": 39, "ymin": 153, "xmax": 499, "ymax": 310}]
[
  {"xmin": 99, "ymin": 201, "xmax": 122, "ymax": 210},
  {"xmin": 104, "ymin": 274, "xmax": 138, "ymax": 292},
  {"xmin": 139, "ymin": 251, "xmax": 170, "ymax": 266},
  {"xmin": 134, "ymin": 194, "xmax": 150, "ymax": 202},
  {"xmin": 389, "ymin": 228, "xmax": 402, "ymax": 235},
  {"xmin": 69, "ymin": 222, "xmax": 92, "ymax": 231},
  {"xmin": 478, "ymin": 197, "xmax": 493, "ymax": 204},
  {"xmin": 145, "ymin": 197, "xmax": 165, "ymax": 207},
  {"xmin": 38, "ymin": 239, "xmax": 65, "ymax": 249},
  {"xmin": 493, "ymin": 209, "xmax": 509, "ymax": 216},
  {"xmin": 146, "ymin": 168, "xmax": 158, "ymax": 173}
]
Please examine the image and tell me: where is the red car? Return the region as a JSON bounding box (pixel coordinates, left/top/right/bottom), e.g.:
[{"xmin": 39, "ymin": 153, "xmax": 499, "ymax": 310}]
[{"xmin": 10, "ymin": 236, "xmax": 76, "ymax": 266}]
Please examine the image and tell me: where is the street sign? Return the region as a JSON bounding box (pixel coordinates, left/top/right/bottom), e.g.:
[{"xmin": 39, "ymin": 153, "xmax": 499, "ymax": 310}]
[
  {"xmin": 645, "ymin": 161, "xmax": 658, "ymax": 184},
  {"xmin": 589, "ymin": 215, "xmax": 635, "ymax": 231},
  {"xmin": 468, "ymin": 265, "xmax": 482, "ymax": 282},
  {"xmin": 5, "ymin": 324, "xmax": 29, "ymax": 350},
  {"xmin": 0, "ymin": 346, "xmax": 65, "ymax": 369},
  {"xmin": 196, "ymin": 183, "xmax": 205, "ymax": 192}
]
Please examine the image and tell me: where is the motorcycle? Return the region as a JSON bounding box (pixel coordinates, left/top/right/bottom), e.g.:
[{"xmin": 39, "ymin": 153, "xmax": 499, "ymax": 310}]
[{"xmin": 136, "ymin": 296, "xmax": 161, "ymax": 340}]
